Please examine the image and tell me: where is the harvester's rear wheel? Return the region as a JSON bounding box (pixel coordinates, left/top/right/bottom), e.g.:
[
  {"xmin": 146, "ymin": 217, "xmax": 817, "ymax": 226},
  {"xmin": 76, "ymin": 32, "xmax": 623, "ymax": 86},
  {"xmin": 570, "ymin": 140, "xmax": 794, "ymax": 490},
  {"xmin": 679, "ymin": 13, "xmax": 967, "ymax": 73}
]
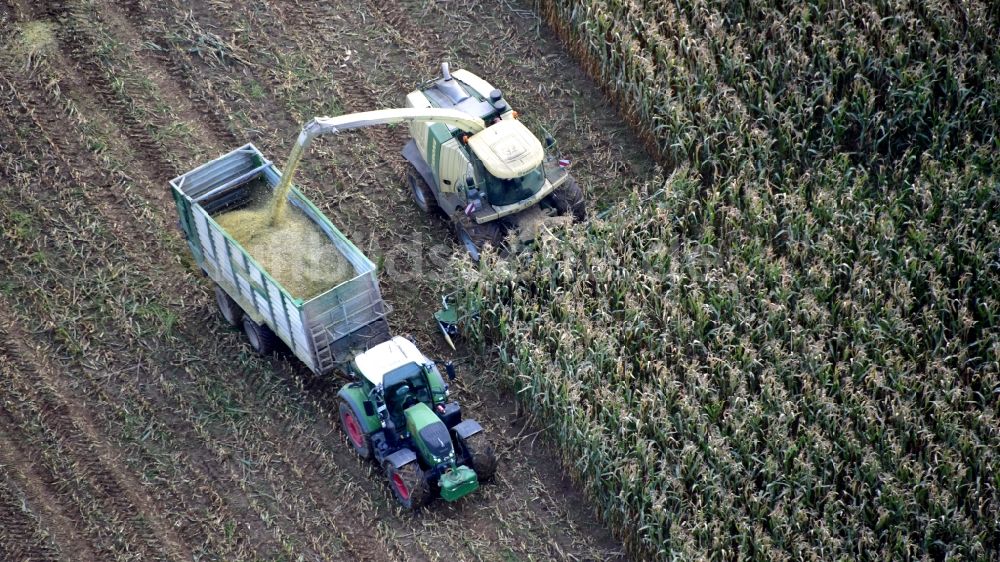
[
  {"xmin": 214, "ymin": 285, "xmax": 243, "ymax": 328},
  {"xmin": 408, "ymin": 172, "xmax": 436, "ymax": 213},
  {"xmin": 459, "ymin": 431, "xmax": 497, "ymax": 482},
  {"xmin": 386, "ymin": 461, "xmax": 430, "ymax": 510},
  {"xmin": 550, "ymin": 177, "xmax": 587, "ymax": 221},
  {"xmin": 338, "ymin": 400, "xmax": 371, "ymax": 459},
  {"xmin": 242, "ymin": 316, "xmax": 277, "ymax": 355},
  {"xmin": 454, "ymin": 219, "xmax": 503, "ymax": 262}
]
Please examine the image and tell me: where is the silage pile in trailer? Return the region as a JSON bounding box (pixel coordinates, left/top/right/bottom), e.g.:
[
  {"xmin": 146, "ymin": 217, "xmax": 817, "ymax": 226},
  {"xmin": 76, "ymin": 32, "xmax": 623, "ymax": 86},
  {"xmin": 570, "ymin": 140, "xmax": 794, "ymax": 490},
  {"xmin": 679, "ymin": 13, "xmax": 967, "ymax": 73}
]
[
  {"xmin": 458, "ymin": 0, "xmax": 1000, "ymax": 559},
  {"xmin": 215, "ymin": 195, "xmax": 354, "ymax": 301}
]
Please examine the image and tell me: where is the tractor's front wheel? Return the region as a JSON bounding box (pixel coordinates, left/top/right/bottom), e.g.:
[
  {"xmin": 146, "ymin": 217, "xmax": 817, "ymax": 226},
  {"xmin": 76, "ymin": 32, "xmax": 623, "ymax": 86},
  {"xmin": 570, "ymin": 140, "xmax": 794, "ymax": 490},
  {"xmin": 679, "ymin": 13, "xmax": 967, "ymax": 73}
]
[
  {"xmin": 550, "ymin": 176, "xmax": 586, "ymax": 221},
  {"xmin": 459, "ymin": 431, "xmax": 497, "ymax": 482},
  {"xmin": 386, "ymin": 461, "xmax": 430, "ymax": 510},
  {"xmin": 214, "ymin": 285, "xmax": 243, "ymax": 328},
  {"xmin": 338, "ymin": 400, "xmax": 371, "ymax": 459}
]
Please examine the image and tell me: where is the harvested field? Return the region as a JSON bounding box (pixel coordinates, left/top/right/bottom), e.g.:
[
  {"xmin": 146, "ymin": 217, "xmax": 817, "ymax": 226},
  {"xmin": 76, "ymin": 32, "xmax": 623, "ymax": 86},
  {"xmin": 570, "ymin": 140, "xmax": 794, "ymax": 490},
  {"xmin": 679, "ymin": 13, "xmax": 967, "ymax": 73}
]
[{"xmin": 0, "ymin": 0, "xmax": 651, "ymax": 560}]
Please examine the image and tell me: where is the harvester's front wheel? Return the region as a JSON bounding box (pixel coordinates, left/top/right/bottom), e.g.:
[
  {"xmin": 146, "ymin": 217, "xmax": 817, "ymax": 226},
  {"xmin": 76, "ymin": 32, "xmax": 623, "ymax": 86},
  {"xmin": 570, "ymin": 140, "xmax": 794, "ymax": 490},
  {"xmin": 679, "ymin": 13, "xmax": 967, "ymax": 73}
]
[
  {"xmin": 550, "ymin": 177, "xmax": 586, "ymax": 221},
  {"xmin": 338, "ymin": 400, "xmax": 371, "ymax": 459},
  {"xmin": 242, "ymin": 316, "xmax": 277, "ymax": 355},
  {"xmin": 408, "ymin": 172, "xmax": 436, "ymax": 213},
  {"xmin": 214, "ymin": 285, "xmax": 243, "ymax": 328},
  {"xmin": 386, "ymin": 461, "xmax": 430, "ymax": 510},
  {"xmin": 459, "ymin": 431, "xmax": 497, "ymax": 483}
]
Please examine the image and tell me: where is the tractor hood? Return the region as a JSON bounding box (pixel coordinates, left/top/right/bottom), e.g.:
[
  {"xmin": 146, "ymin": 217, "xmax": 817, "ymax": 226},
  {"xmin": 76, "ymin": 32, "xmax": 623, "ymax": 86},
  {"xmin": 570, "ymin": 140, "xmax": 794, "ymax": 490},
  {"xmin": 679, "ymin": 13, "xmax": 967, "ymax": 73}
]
[
  {"xmin": 467, "ymin": 119, "xmax": 544, "ymax": 179},
  {"xmin": 405, "ymin": 403, "xmax": 454, "ymax": 464}
]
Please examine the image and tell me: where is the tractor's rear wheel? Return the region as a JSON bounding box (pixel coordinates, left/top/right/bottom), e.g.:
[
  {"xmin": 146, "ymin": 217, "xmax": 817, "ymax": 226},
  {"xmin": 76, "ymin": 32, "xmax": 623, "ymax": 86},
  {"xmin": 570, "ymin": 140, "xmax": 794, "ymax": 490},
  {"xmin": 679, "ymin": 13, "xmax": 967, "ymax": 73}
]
[
  {"xmin": 242, "ymin": 316, "xmax": 277, "ymax": 355},
  {"xmin": 550, "ymin": 176, "xmax": 587, "ymax": 221},
  {"xmin": 338, "ymin": 400, "xmax": 371, "ymax": 459},
  {"xmin": 459, "ymin": 431, "xmax": 497, "ymax": 482},
  {"xmin": 408, "ymin": 172, "xmax": 436, "ymax": 213},
  {"xmin": 214, "ymin": 285, "xmax": 243, "ymax": 328},
  {"xmin": 454, "ymin": 219, "xmax": 503, "ymax": 262},
  {"xmin": 386, "ymin": 461, "xmax": 430, "ymax": 510}
]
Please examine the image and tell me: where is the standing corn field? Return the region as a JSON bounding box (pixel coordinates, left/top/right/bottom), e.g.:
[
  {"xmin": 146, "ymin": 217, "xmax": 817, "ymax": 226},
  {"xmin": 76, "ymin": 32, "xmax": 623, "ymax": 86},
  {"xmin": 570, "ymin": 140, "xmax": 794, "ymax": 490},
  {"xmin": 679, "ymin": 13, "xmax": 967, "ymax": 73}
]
[{"xmin": 458, "ymin": 0, "xmax": 1000, "ymax": 559}]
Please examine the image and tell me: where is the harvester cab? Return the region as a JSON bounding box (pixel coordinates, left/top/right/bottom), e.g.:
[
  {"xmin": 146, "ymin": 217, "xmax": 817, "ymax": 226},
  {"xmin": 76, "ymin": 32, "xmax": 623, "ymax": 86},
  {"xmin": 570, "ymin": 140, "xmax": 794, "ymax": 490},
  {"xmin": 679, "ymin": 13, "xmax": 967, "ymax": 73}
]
[
  {"xmin": 403, "ymin": 62, "xmax": 586, "ymax": 259},
  {"xmin": 336, "ymin": 337, "xmax": 496, "ymax": 509}
]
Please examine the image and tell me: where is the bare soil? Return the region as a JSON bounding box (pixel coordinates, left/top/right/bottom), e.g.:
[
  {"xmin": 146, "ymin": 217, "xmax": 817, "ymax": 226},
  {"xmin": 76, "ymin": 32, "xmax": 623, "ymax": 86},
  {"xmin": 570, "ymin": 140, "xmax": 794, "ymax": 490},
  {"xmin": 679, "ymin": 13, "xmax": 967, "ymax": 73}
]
[{"xmin": 0, "ymin": 0, "xmax": 653, "ymax": 560}]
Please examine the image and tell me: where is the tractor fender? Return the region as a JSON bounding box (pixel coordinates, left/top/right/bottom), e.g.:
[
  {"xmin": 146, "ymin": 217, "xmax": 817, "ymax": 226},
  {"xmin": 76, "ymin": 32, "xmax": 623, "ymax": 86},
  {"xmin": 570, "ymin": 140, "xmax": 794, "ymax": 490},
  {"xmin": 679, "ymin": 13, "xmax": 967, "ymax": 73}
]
[
  {"xmin": 337, "ymin": 385, "xmax": 381, "ymax": 434},
  {"xmin": 451, "ymin": 419, "xmax": 483, "ymax": 440},
  {"xmin": 384, "ymin": 448, "xmax": 417, "ymax": 470}
]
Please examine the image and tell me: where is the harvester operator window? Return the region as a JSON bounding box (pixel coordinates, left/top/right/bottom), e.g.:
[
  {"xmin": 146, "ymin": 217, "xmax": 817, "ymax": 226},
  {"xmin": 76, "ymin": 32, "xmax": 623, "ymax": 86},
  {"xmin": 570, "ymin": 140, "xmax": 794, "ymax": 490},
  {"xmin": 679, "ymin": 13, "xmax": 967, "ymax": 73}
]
[{"xmin": 484, "ymin": 165, "xmax": 545, "ymax": 206}]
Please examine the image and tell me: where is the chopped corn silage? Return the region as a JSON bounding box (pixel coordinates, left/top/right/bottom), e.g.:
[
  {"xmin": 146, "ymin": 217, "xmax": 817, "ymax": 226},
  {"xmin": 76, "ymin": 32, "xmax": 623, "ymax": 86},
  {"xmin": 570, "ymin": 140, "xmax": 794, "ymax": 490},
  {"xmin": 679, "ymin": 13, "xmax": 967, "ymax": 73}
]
[{"xmin": 215, "ymin": 187, "xmax": 354, "ymax": 300}]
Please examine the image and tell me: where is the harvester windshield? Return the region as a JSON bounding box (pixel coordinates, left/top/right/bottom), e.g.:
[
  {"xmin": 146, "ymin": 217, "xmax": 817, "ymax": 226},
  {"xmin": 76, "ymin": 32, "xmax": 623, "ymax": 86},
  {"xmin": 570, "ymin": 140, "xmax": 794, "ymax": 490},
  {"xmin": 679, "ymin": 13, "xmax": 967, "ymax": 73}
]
[{"xmin": 483, "ymin": 164, "xmax": 545, "ymax": 206}]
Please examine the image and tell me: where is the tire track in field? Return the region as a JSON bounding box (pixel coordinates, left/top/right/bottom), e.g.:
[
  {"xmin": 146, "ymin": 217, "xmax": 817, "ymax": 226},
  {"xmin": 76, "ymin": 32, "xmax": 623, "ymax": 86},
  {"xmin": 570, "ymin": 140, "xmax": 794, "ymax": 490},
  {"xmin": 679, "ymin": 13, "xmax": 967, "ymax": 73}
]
[
  {"xmin": 0, "ymin": 463, "xmax": 63, "ymax": 562},
  {"xmin": 0, "ymin": 322, "xmax": 184, "ymax": 561},
  {"xmin": 32, "ymin": 0, "xmax": 184, "ymax": 205},
  {"xmin": 0, "ymin": 428, "xmax": 93, "ymax": 562},
  {"xmin": 106, "ymin": 0, "xmax": 244, "ymax": 149},
  {"xmin": 0, "ymin": 67, "xmax": 300, "ymax": 558}
]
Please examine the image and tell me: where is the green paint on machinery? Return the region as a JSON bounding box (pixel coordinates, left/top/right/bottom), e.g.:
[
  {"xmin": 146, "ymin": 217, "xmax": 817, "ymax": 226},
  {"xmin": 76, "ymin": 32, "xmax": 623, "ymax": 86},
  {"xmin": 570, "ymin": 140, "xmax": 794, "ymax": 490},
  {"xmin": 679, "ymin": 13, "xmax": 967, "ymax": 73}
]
[
  {"xmin": 439, "ymin": 466, "xmax": 479, "ymax": 502},
  {"xmin": 336, "ymin": 336, "xmax": 497, "ymax": 509}
]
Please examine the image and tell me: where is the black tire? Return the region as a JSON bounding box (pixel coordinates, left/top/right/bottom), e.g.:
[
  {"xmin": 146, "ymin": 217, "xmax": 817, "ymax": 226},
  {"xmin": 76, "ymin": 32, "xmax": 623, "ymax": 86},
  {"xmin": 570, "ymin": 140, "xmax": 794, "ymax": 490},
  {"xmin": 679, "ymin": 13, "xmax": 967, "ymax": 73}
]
[
  {"xmin": 241, "ymin": 315, "xmax": 277, "ymax": 354},
  {"xmin": 214, "ymin": 285, "xmax": 243, "ymax": 328},
  {"xmin": 550, "ymin": 176, "xmax": 587, "ymax": 221},
  {"xmin": 408, "ymin": 172, "xmax": 436, "ymax": 213},
  {"xmin": 339, "ymin": 400, "xmax": 372, "ymax": 459},
  {"xmin": 386, "ymin": 461, "xmax": 430, "ymax": 510},
  {"xmin": 454, "ymin": 219, "xmax": 503, "ymax": 262},
  {"xmin": 459, "ymin": 431, "xmax": 497, "ymax": 483}
]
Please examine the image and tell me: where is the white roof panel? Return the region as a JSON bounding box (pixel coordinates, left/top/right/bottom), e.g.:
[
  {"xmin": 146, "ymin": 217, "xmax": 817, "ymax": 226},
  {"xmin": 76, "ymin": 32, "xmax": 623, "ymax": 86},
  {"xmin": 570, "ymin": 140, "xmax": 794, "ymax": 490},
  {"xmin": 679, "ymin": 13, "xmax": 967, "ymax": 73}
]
[{"xmin": 354, "ymin": 336, "xmax": 430, "ymax": 385}]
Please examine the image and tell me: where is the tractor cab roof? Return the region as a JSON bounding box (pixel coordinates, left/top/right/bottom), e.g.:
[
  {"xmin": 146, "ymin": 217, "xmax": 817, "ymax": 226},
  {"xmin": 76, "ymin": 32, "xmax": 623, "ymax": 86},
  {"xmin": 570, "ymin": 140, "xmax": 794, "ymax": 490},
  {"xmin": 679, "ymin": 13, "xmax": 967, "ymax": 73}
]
[
  {"xmin": 353, "ymin": 336, "xmax": 432, "ymax": 386},
  {"xmin": 467, "ymin": 119, "xmax": 545, "ymax": 179}
]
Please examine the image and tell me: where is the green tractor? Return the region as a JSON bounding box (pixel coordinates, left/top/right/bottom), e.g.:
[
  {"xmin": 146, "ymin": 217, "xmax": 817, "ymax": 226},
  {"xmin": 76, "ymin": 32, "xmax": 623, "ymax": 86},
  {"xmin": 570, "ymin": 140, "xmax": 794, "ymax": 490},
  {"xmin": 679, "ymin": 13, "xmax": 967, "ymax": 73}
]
[{"xmin": 337, "ymin": 336, "xmax": 497, "ymax": 508}]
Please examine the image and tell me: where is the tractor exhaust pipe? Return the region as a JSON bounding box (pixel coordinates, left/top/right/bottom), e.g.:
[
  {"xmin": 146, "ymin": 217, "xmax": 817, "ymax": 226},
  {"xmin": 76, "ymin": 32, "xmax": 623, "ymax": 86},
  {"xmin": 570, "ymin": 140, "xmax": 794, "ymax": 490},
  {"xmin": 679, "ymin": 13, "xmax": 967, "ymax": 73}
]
[{"xmin": 441, "ymin": 62, "xmax": 453, "ymax": 81}]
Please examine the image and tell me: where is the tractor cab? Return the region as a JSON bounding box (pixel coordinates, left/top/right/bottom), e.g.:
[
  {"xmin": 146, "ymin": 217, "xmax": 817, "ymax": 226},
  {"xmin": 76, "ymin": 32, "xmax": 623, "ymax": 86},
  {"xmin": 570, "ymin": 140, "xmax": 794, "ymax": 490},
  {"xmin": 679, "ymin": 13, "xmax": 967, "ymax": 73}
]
[
  {"xmin": 383, "ymin": 363, "xmax": 429, "ymax": 409},
  {"xmin": 352, "ymin": 337, "xmax": 448, "ymax": 431}
]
